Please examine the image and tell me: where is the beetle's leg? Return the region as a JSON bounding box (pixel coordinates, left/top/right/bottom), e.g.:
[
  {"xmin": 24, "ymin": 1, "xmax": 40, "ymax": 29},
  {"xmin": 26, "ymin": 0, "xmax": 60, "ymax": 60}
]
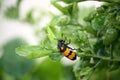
[{"xmin": 62, "ymin": 37, "xmax": 67, "ymax": 43}]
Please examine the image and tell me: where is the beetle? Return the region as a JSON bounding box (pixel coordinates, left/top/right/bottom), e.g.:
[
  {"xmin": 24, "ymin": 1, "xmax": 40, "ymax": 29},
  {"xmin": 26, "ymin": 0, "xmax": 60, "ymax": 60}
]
[{"xmin": 57, "ymin": 38, "xmax": 77, "ymax": 60}]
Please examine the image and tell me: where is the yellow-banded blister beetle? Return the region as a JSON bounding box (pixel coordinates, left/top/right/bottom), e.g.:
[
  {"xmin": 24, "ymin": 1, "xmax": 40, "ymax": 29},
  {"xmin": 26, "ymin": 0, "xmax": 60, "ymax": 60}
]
[{"xmin": 57, "ymin": 38, "xmax": 77, "ymax": 60}]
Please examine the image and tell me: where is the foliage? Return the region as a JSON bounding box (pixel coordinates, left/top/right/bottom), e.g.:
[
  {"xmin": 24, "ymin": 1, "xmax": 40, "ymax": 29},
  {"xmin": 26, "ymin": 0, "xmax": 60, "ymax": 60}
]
[
  {"xmin": 2, "ymin": 0, "xmax": 120, "ymax": 80},
  {"xmin": 0, "ymin": 38, "xmax": 75, "ymax": 80},
  {"xmin": 31, "ymin": 58, "xmax": 76, "ymax": 80},
  {"xmin": 76, "ymin": 2, "xmax": 120, "ymax": 80},
  {"xmin": 24, "ymin": 9, "xmax": 42, "ymax": 24},
  {"xmin": 16, "ymin": 45, "xmax": 53, "ymax": 59},
  {"xmin": 5, "ymin": 0, "xmax": 21, "ymax": 19},
  {"xmin": 0, "ymin": 38, "xmax": 34, "ymax": 80}
]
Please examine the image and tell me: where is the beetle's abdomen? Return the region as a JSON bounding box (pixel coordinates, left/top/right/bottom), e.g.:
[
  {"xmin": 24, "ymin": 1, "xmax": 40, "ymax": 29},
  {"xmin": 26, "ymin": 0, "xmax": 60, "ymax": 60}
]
[{"xmin": 59, "ymin": 46, "xmax": 76, "ymax": 60}]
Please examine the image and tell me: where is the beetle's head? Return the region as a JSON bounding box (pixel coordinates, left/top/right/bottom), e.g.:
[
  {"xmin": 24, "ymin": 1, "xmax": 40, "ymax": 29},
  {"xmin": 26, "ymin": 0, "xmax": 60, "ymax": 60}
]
[{"xmin": 58, "ymin": 39, "xmax": 65, "ymax": 44}]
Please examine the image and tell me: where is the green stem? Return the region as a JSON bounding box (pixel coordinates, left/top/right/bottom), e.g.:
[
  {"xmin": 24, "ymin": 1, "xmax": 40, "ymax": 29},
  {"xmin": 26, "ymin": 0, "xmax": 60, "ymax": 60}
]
[
  {"xmin": 78, "ymin": 53, "xmax": 120, "ymax": 62},
  {"xmin": 69, "ymin": 22, "xmax": 84, "ymax": 28}
]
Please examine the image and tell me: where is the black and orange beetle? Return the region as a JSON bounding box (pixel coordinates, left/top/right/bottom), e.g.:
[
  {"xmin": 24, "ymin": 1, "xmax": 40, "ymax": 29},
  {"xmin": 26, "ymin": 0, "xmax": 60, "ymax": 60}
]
[{"xmin": 57, "ymin": 38, "xmax": 77, "ymax": 60}]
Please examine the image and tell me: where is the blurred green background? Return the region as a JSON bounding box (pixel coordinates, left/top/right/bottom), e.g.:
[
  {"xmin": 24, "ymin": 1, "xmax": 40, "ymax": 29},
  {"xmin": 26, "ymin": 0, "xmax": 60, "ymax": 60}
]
[
  {"xmin": 1, "ymin": 0, "xmax": 120, "ymax": 80},
  {"xmin": 0, "ymin": 0, "xmax": 78, "ymax": 80}
]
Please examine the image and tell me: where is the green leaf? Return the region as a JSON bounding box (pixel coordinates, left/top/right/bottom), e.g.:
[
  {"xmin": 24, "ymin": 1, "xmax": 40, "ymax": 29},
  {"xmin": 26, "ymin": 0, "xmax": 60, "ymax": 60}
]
[
  {"xmin": 58, "ymin": 15, "xmax": 70, "ymax": 26},
  {"xmin": 113, "ymin": 41, "xmax": 120, "ymax": 58},
  {"xmin": 72, "ymin": 2, "xmax": 78, "ymax": 12},
  {"xmin": 24, "ymin": 9, "xmax": 35, "ymax": 24},
  {"xmin": 51, "ymin": 2, "xmax": 69, "ymax": 14},
  {"xmin": 1, "ymin": 38, "xmax": 33, "ymax": 78},
  {"xmin": 5, "ymin": 0, "xmax": 21, "ymax": 19},
  {"xmin": 16, "ymin": 45, "xmax": 53, "ymax": 59},
  {"xmin": 49, "ymin": 52, "xmax": 63, "ymax": 61},
  {"xmin": 47, "ymin": 26, "xmax": 57, "ymax": 44},
  {"xmin": 24, "ymin": 9, "xmax": 41, "ymax": 24},
  {"xmin": 84, "ymin": 25, "xmax": 96, "ymax": 35},
  {"xmin": 91, "ymin": 14, "xmax": 105, "ymax": 31},
  {"xmin": 103, "ymin": 28, "xmax": 118, "ymax": 45},
  {"xmin": 5, "ymin": 6, "xmax": 19, "ymax": 19}
]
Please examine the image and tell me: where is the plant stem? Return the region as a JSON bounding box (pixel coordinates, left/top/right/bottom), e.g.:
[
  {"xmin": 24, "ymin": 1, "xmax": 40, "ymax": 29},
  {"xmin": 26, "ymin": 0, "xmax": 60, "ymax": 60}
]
[{"xmin": 78, "ymin": 53, "xmax": 120, "ymax": 62}]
